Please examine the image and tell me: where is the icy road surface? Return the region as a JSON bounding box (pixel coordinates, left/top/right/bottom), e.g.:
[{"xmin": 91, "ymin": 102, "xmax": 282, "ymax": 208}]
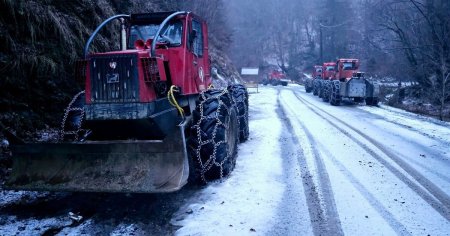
[
  {"xmin": 0, "ymin": 84, "xmax": 449, "ymax": 235},
  {"xmin": 174, "ymin": 85, "xmax": 450, "ymax": 236}
]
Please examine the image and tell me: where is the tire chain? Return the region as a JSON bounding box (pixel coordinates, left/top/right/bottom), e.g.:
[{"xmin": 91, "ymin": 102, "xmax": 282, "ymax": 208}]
[
  {"xmin": 193, "ymin": 88, "xmax": 233, "ymax": 183},
  {"xmin": 59, "ymin": 90, "xmax": 86, "ymax": 142},
  {"xmin": 229, "ymin": 85, "xmax": 249, "ymax": 142},
  {"xmin": 330, "ymin": 81, "xmax": 341, "ymax": 105},
  {"xmin": 322, "ymin": 81, "xmax": 330, "ymax": 102}
]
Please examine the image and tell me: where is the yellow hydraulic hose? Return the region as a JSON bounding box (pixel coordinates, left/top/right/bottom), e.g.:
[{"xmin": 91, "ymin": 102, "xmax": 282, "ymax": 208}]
[{"xmin": 167, "ymin": 85, "xmax": 185, "ymax": 118}]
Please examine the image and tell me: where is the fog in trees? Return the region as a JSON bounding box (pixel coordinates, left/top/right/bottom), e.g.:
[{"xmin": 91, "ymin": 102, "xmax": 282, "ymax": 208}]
[{"xmin": 225, "ymin": 0, "xmax": 450, "ymax": 120}]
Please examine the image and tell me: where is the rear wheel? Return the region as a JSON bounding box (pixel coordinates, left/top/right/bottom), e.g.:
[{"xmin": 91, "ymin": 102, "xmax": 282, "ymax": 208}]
[
  {"xmin": 372, "ymin": 98, "xmax": 379, "ymax": 106},
  {"xmin": 228, "ymin": 84, "xmax": 249, "ymax": 142},
  {"xmin": 313, "ymin": 80, "xmax": 319, "ymax": 96},
  {"xmin": 305, "ymin": 85, "xmax": 312, "ymax": 93},
  {"xmin": 322, "ymin": 81, "xmax": 330, "ymax": 102},
  {"xmin": 365, "ymin": 97, "xmax": 379, "ymax": 106},
  {"xmin": 353, "ymin": 97, "xmax": 364, "ymax": 103},
  {"xmin": 318, "ymin": 81, "xmax": 325, "ymax": 99},
  {"xmin": 330, "ymin": 81, "xmax": 341, "ymax": 106},
  {"xmin": 188, "ymin": 89, "xmax": 239, "ymax": 184}
]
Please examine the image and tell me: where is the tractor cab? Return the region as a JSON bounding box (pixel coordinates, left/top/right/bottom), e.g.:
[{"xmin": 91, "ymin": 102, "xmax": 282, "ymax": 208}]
[
  {"xmin": 313, "ymin": 65, "xmax": 323, "ymax": 79},
  {"xmin": 335, "ymin": 59, "xmax": 359, "ymax": 81},
  {"xmin": 128, "ymin": 15, "xmax": 183, "ymax": 49},
  {"xmin": 322, "ymin": 62, "xmax": 336, "ymax": 80},
  {"xmin": 77, "ymin": 12, "xmax": 211, "ymax": 140},
  {"xmin": 81, "ymin": 12, "xmax": 211, "ymax": 106}
]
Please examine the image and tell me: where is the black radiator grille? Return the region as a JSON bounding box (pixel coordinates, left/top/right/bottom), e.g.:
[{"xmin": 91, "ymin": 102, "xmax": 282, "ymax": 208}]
[
  {"xmin": 90, "ymin": 54, "xmax": 138, "ymax": 103},
  {"xmin": 141, "ymin": 57, "xmax": 161, "ymax": 83}
]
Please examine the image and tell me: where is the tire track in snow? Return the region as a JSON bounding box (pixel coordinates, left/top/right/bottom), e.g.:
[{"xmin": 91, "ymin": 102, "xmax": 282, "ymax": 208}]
[
  {"xmin": 293, "ymin": 91, "xmax": 450, "ymax": 221},
  {"xmin": 280, "ymin": 90, "xmax": 411, "ymax": 234},
  {"xmin": 277, "ymin": 97, "xmax": 344, "ymax": 236},
  {"xmin": 332, "ymin": 106, "xmax": 450, "ymax": 180},
  {"xmin": 316, "ymin": 143, "xmax": 412, "ymax": 236}
]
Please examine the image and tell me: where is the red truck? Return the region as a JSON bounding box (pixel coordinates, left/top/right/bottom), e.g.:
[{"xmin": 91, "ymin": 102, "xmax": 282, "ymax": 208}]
[
  {"xmin": 320, "ymin": 59, "xmax": 379, "ymax": 106},
  {"xmin": 313, "ymin": 62, "xmax": 337, "ymax": 97},
  {"xmin": 322, "ymin": 62, "xmax": 336, "ymax": 80},
  {"xmin": 312, "ymin": 65, "xmax": 323, "ymax": 79},
  {"xmin": 334, "ymin": 58, "xmax": 359, "ymax": 81},
  {"xmin": 305, "ymin": 65, "xmax": 322, "ymax": 93},
  {"xmin": 268, "ymin": 70, "xmax": 289, "ymax": 86}
]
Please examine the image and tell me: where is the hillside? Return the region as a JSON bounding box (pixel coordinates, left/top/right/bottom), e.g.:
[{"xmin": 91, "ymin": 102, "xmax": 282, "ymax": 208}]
[{"xmin": 0, "ymin": 0, "xmax": 239, "ymax": 139}]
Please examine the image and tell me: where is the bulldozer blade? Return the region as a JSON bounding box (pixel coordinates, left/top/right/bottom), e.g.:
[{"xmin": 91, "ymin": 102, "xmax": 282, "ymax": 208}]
[{"xmin": 5, "ymin": 120, "xmax": 191, "ymax": 193}]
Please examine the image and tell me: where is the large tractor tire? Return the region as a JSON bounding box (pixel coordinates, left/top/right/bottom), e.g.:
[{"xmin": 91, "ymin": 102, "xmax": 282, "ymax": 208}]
[
  {"xmin": 60, "ymin": 91, "xmax": 87, "ymax": 141},
  {"xmin": 228, "ymin": 84, "xmax": 249, "ymax": 142},
  {"xmin": 372, "ymin": 98, "xmax": 379, "ymax": 106},
  {"xmin": 305, "ymin": 85, "xmax": 312, "ymax": 93},
  {"xmin": 353, "ymin": 97, "xmax": 364, "ymax": 103},
  {"xmin": 322, "ymin": 81, "xmax": 331, "ymax": 102},
  {"xmin": 330, "ymin": 81, "xmax": 341, "ymax": 106},
  {"xmin": 188, "ymin": 89, "xmax": 239, "ymax": 184},
  {"xmin": 318, "ymin": 80, "xmax": 325, "ymax": 99},
  {"xmin": 313, "ymin": 80, "xmax": 320, "ymax": 96},
  {"xmin": 365, "ymin": 97, "xmax": 379, "ymax": 106}
]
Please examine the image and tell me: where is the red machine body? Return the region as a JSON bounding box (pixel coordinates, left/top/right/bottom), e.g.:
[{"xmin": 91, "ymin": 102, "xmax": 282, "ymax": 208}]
[
  {"xmin": 269, "ymin": 70, "xmax": 286, "ymax": 80},
  {"xmin": 322, "ymin": 62, "xmax": 336, "ymax": 80},
  {"xmin": 312, "ymin": 65, "xmax": 322, "ymax": 79},
  {"xmin": 84, "ymin": 13, "xmax": 210, "ymax": 104},
  {"xmin": 268, "ymin": 70, "xmax": 288, "ymax": 86},
  {"xmin": 5, "ymin": 11, "xmax": 248, "ymax": 193},
  {"xmin": 334, "ymin": 58, "xmax": 359, "ymax": 81}
]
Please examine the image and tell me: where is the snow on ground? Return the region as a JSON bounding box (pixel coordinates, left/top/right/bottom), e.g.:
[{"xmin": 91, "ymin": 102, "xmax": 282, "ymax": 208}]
[
  {"xmin": 172, "ymin": 87, "xmax": 311, "ymax": 235},
  {"xmin": 360, "ymin": 104, "xmax": 450, "ymax": 145},
  {"xmin": 1, "ymin": 84, "xmax": 449, "ymax": 235},
  {"xmin": 0, "ymin": 192, "xmax": 69, "ymax": 235},
  {"xmin": 0, "ymin": 191, "xmax": 49, "ymax": 206},
  {"xmin": 174, "ymin": 84, "xmax": 450, "ymax": 235},
  {"xmin": 279, "ymin": 87, "xmax": 450, "ymax": 235}
]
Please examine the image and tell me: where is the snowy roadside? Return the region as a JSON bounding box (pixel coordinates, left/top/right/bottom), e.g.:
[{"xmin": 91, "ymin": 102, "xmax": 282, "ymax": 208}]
[
  {"xmin": 359, "ymin": 104, "xmax": 450, "ymax": 146},
  {"xmin": 172, "ymin": 84, "xmax": 450, "ymax": 235},
  {"xmin": 172, "ymin": 88, "xmax": 288, "ymax": 235},
  {"xmin": 1, "ymin": 85, "xmax": 448, "ymax": 235}
]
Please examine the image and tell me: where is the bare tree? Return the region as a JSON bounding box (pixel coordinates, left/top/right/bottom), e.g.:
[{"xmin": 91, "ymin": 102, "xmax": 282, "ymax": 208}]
[{"xmin": 370, "ymin": 0, "xmax": 450, "ymax": 119}]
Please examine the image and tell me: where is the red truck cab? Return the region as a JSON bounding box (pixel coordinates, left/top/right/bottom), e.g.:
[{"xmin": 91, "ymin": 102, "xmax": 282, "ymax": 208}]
[
  {"xmin": 335, "ymin": 59, "xmax": 359, "ymax": 81},
  {"xmin": 322, "ymin": 62, "xmax": 336, "ymax": 80},
  {"xmin": 269, "ymin": 70, "xmax": 286, "ymax": 80},
  {"xmin": 313, "ymin": 65, "xmax": 323, "ymax": 79}
]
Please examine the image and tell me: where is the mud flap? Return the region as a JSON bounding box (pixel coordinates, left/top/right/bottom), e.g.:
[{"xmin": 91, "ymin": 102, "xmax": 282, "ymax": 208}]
[{"xmin": 5, "ymin": 119, "xmax": 191, "ymax": 193}]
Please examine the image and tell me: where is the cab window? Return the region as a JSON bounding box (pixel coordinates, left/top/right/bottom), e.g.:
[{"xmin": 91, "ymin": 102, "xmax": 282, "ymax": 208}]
[
  {"xmin": 128, "ymin": 20, "xmax": 183, "ymax": 48},
  {"xmin": 192, "ymin": 20, "xmax": 203, "ymax": 57}
]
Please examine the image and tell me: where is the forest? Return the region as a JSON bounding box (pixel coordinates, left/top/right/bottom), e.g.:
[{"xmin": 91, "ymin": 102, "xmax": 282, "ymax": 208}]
[
  {"xmin": 0, "ymin": 0, "xmax": 449, "ymax": 139},
  {"xmin": 228, "ymin": 0, "xmax": 450, "ymax": 120}
]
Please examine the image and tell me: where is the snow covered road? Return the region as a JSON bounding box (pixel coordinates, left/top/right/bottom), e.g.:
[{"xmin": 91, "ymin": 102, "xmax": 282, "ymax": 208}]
[
  {"xmin": 0, "ymin": 84, "xmax": 449, "ymax": 235},
  {"xmin": 174, "ymin": 84, "xmax": 450, "ymax": 235}
]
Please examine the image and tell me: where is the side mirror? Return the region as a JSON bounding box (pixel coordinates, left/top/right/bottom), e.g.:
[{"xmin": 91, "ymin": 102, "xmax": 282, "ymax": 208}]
[{"xmin": 212, "ymin": 67, "xmax": 218, "ymax": 76}]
